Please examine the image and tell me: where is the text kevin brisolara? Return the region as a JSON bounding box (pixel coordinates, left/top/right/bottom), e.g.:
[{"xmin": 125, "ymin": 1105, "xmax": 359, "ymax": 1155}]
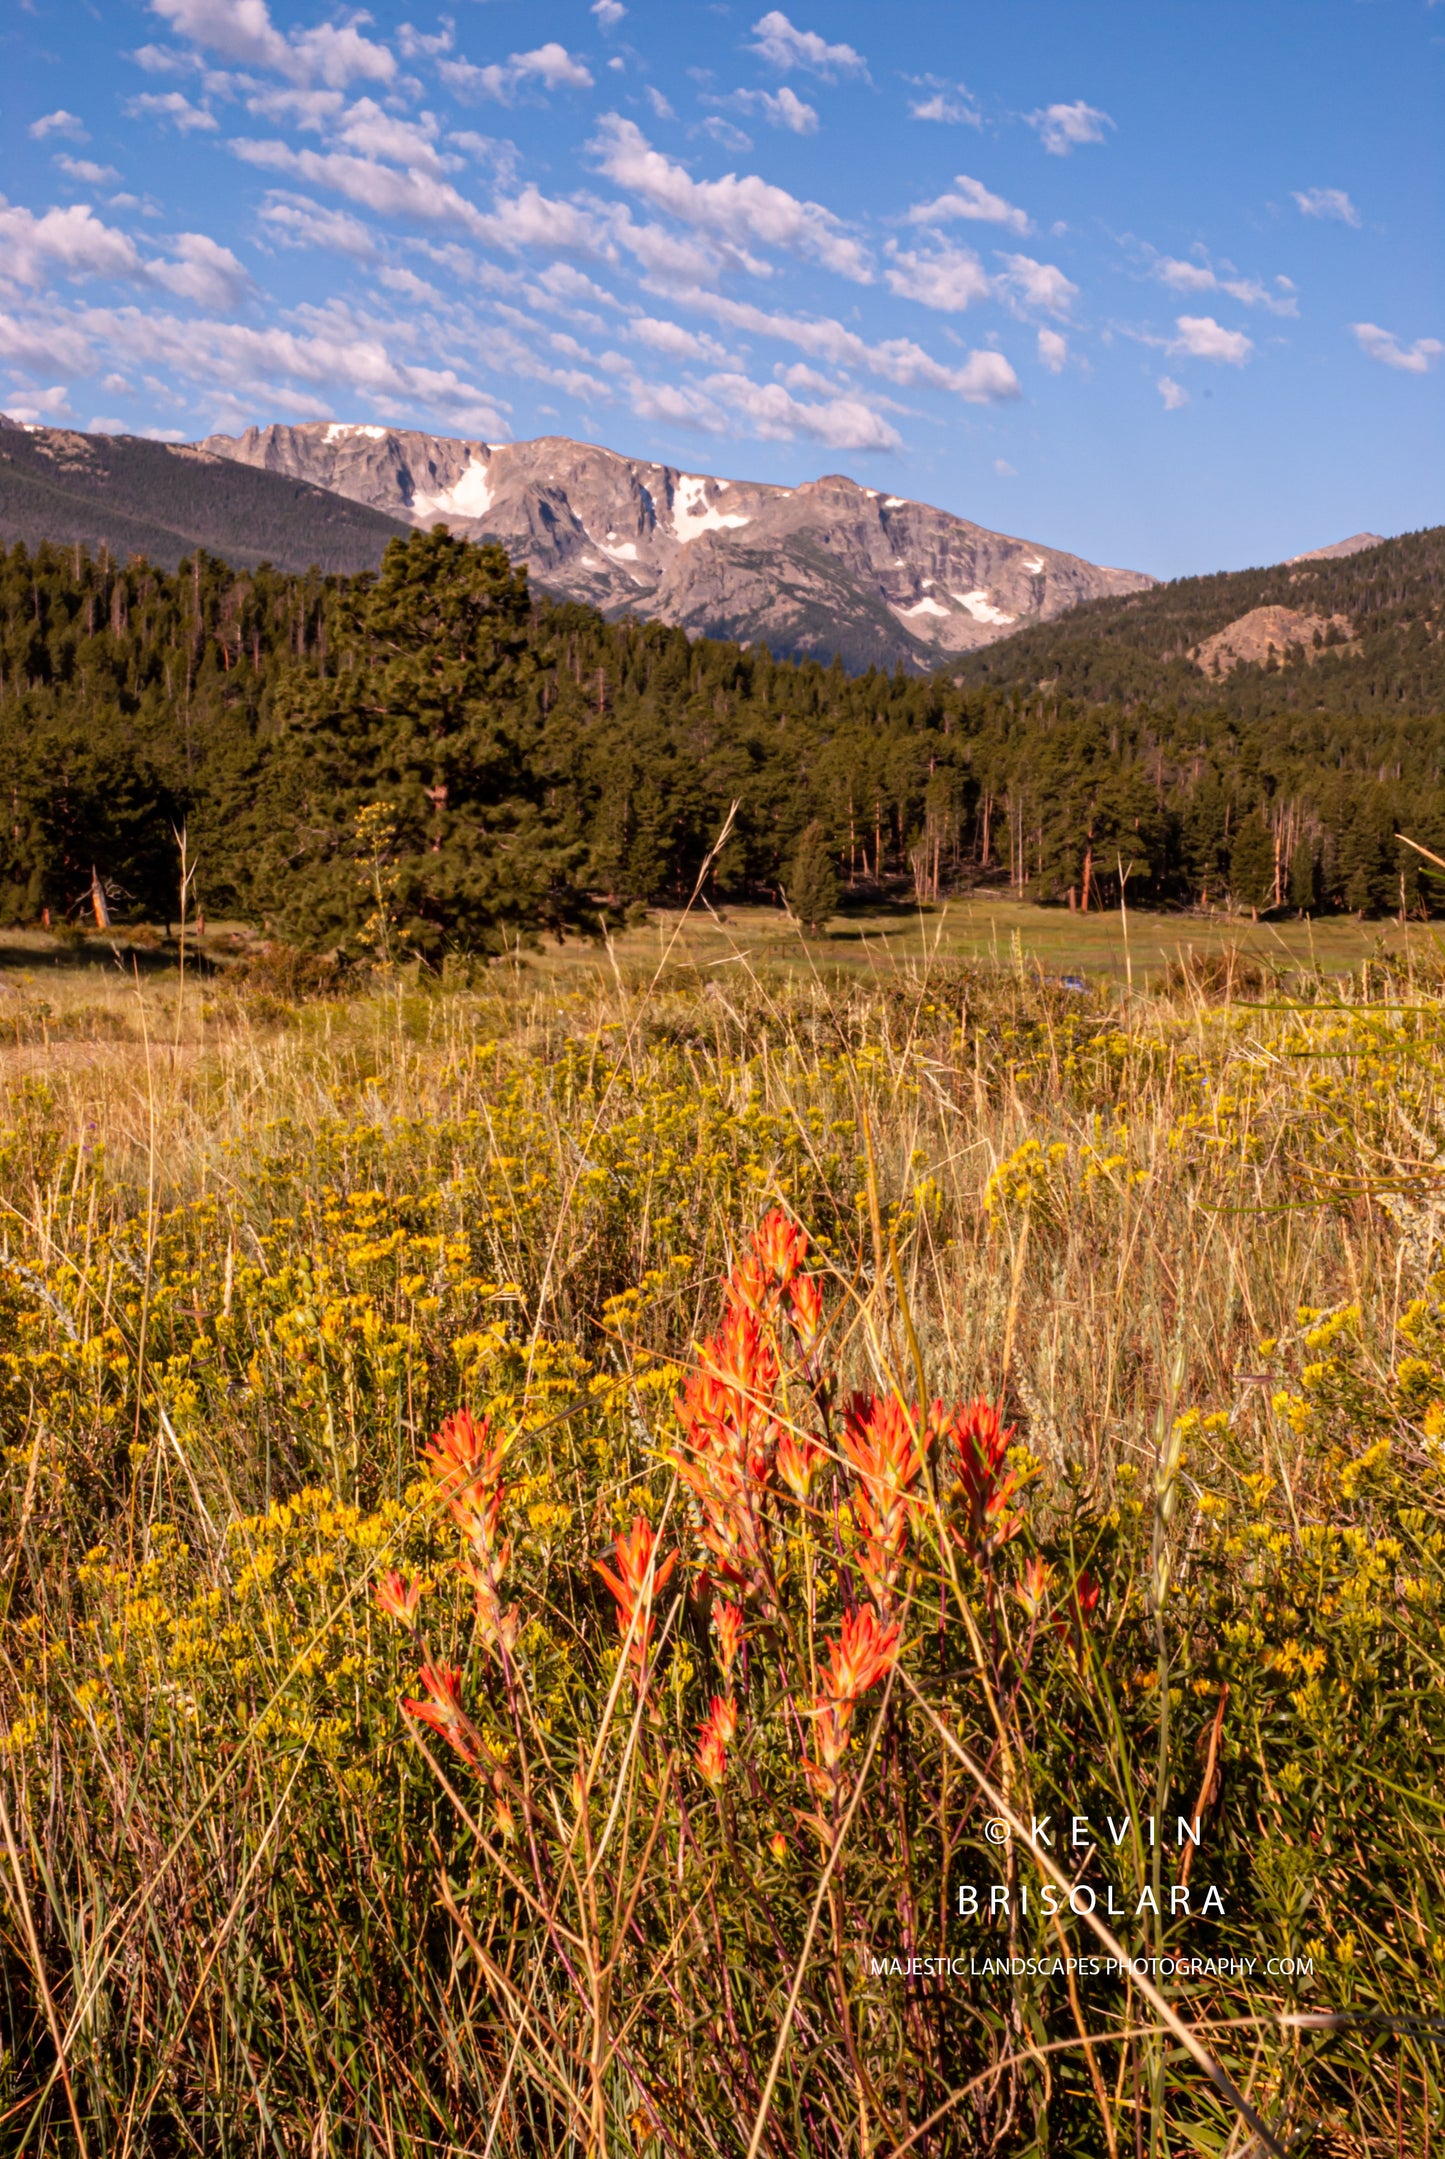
[{"xmin": 958, "ymin": 1811, "xmax": 1225, "ymax": 1920}]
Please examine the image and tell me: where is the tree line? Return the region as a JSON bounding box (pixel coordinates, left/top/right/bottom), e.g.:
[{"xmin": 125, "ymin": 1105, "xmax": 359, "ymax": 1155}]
[{"xmin": 3, "ymin": 529, "xmax": 1445, "ymax": 951}]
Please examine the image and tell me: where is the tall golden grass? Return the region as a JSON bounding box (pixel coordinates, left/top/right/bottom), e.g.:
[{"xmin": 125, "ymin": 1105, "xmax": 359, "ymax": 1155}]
[{"xmin": 3, "ymin": 937, "xmax": 1444, "ymax": 2155}]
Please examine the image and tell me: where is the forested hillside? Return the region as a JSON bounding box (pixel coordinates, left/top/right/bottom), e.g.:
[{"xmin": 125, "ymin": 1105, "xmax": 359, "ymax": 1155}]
[
  {"xmin": 4, "ymin": 527, "xmax": 1445, "ymax": 947},
  {"xmin": 954, "ymin": 524, "xmax": 1445, "ymax": 718},
  {"xmin": 0, "ymin": 422, "xmax": 410, "ymax": 575}
]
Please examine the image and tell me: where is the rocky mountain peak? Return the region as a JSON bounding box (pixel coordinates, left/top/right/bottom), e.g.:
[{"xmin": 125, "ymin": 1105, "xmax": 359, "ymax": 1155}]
[{"xmin": 197, "ymin": 420, "xmax": 1155, "ymax": 672}]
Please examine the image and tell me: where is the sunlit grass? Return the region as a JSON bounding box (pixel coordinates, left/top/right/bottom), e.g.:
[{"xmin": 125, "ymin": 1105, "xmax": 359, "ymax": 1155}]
[{"xmin": 3, "ymin": 927, "xmax": 1445, "ymax": 2154}]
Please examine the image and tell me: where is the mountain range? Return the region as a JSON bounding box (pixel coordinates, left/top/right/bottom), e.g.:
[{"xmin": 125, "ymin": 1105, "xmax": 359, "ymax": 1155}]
[
  {"xmin": 196, "ymin": 420, "xmax": 1155, "ymax": 674},
  {"xmin": 0, "ymin": 413, "xmax": 409, "ymax": 575}
]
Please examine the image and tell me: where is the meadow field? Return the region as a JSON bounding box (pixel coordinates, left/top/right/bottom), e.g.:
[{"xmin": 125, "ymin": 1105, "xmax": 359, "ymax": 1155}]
[{"xmin": 3, "ymin": 902, "xmax": 1445, "ymax": 2157}]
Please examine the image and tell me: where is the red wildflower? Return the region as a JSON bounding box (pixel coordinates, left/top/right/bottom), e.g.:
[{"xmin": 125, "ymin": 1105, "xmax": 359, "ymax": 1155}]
[
  {"xmin": 941, "ymin": 1396, "xmax": 1024, "ymax": 1558},
  {"xmin": 594, "ymin": 1517, "xmax": 678, "ymax": 1673},
  {"xmin": 788, "ymin": 1271, "xmax": 825, "ymax": 1353},
  {"xmin": 840, "ymin": 1393, "xmax": 926, "ymax": 1608},
  {"xmin": 1053, "ymin": 1568, "xmax": 1101, "ymax": 1660},
  {"xmin": 823, "ymin": 1603, "xmax": 901, "ymax": 1704},
  {"xmin": 673, "ymin": 1304, "xmax": 781, "ymax": 1591},
  {"xmin": 712, "ymin": 1598, "xmax": 744, "ymax": 1678},
  {"xmin": 401, "ymin": 1663, "xmax": 482, "ymax": 1768},
  {"xmin": 423, "ymin": 1409, "xmax": 508, "ymax": 1540},
  {"xmin": 810, "ymin": 1604, "xmax": 900, "ymax": 1782},
  {"xmin": 1014, "ymin": 1553, "xmax": 1054, "ymax": 1620},
  {"xmin": 1072, "ymin": 1569, "xmax": 1100, "ymax": 1626},
  {"xmin": 696, "ymin": 1695, "xmax": 733, "ymax": 1787},
  {"xmin": 749, "ymin": 1208, "xmax": 810, "ymax": 1293},
  {"xmin": 374, "ymin": 1570, "xmax": 423, "ymax": 1625},
  {"xmin": 776, "ymin": 1428, "xmax": 826, "ymax": 1503}
]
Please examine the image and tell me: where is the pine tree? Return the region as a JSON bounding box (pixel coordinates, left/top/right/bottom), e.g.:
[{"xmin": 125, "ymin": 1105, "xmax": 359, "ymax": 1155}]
[
  {"xmin": 786, "ymin": 822, "xmax": 840, "ymax": 933},
  {"xmin": 1228, "ymin": 814, "xmax": 1276, "ymax": 916}
]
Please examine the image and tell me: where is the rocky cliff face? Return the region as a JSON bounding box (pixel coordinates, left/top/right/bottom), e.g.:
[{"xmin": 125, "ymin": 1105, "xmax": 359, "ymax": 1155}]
[{"xmin": 198, "ymin": 422, "xmax": 1154, "ymax": 672}]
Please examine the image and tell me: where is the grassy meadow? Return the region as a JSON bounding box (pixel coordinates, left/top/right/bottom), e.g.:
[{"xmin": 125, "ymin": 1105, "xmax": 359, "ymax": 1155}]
[{"xmin": 4, "ymin": 904, "xmax": 1445, "ymax": 2156}]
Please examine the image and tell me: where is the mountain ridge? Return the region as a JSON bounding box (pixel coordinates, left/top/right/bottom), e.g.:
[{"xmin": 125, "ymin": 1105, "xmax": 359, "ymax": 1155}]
[
  {"xmin": 0, "ymin": 420, "xmax": 411, "ymax": 575},
  {"xmin": 197, "ymin": 420, "xmax": 1154, "ymax": 673},
  {"xmin": 951, "ymin": 524, "xmax": 1445, "ymax": 716}
]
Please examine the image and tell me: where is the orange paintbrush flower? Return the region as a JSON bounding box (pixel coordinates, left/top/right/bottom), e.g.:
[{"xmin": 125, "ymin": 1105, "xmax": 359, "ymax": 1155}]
[
  {"xmin": 840, "ymin": 1393, "xmax": 926, "ymax": 1607},
  {"xmin": 788, "ymin": 1271, "xmax": 825, "ymax": 1353},
  {"xmin": 810, "ymin": 1604, "xmax": 901, "ymax": 1781},
  {"xmin": 941, "ymin": 1396, "xmax": 1024, "ymax": 1558},
  {"xmin": 594, "ymin": 1517, "xmax": 678, "ymax": 1672},
  {"xmin": 1014, "ymin": 1553, "xmax": 1054, "ymax": 1619},
  {"xmin": 374, "ymin": 1569, "xmax": 423, "ymax": 1625},
  {"xmin": 823, "ymin": 1603, "xmax": 901, "ymax": 1704},
  {"xmin": 423, "ymin": 1408, "xmax": 508, "ymax": 1540},
  {"xmin": 696, "ymin": 1695, "xmax": 732, "ymax": 1787},
  {"xmin": 776, "ymin": 1428, "xmax": 826, "ymax": 1503},
  {"xmin": 401, "ymin": 1663, "xmax": 482, "ymax": 1768},
  {"xmin": 712, "ymin": 1598, "xmax": 744, "ymax": 1678}
]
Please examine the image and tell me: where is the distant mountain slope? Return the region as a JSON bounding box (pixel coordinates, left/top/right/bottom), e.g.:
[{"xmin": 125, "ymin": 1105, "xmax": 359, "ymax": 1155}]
[
  {"xmin": 0, "ymin": 420, "xmax": 411, "ymax": 574},
  {"xmin": 198, "ymin": 420, "xmax": 1154, "ymax": 673},
  {"xmin": 951, "ymin": 525, "xmax": 1445, "ymax": 716}
]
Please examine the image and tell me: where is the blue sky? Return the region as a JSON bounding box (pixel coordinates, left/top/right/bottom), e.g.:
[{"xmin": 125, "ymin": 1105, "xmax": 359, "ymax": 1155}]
[{"xmin": 5, "ymin": 0, "xmax": 1442, "ymax": 576}]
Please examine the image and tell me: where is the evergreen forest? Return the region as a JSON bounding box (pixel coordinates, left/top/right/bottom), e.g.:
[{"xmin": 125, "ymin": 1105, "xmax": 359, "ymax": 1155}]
[{"xmin": 4, "ymin": 523, "xmax": 1445, "ymax": 950}]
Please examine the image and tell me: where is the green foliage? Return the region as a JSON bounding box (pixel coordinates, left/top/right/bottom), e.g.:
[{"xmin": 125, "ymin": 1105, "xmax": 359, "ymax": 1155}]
[
  {"xmin": 3, "ymin": 529, "xmax": 1445, "ymax": 944},
  {"xmin": 956, "ymin": 524, "xmax": 1445, "ymax": 719},
  {"xmin": 786, "ymin": 817, "xmax": 840, "ymax": 930}
]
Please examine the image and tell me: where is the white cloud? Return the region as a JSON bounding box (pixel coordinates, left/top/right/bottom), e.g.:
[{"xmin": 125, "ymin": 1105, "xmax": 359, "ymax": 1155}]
[
  {"xmin": 908, "ymin": 86, "xmax": 980, "ymax": 126},
  {"xmin": 0, "ymin": 203, "xmax": 146, "ymax": 288},
  {"xmin": 629, "ymin": 314, "xmax": 735, "ymax": 363},
  {"xmin": 688, "ymin": 371, "xmax": 900, "ymax": 449},
  {"xmin": 995, "ymin": 252, "xmax": 1077, "ymax": 317},
  {"xmin": 514, "ymin": 43, "xmax": 594, "ymax": 90},
  {"xmin": 232, "ymin": 138, "xmax": 497, "ymax": 234},
  {"xmin": 397, "ymin": 22, "xmax": 453, "ymax": 61},
  {"xmin": 884, "ymin": 241, "xmax": 989, "ymax": 312},
  {"xmin": 378, "ymin": 265, "xmax": 443, "ymax": 303},
  {"xmin": 1148, "ymin": 250, "xmax": 1297, "ymax": 316},
  {"xmin": 747, "ymin": 11, "xmax": 868, "ymax": 80},
  {"xmin": 1157, "ymin": 374, "xmax": 1188, "ymax": 409},
  {"xmin": 591, "ymin": 114, "xmax": 871, "ymax": 280},
  {"xmin": 727, "ymin": 85, "xmax": 819, "ymax": 132},
  {"xmin": 645, "ymin": 87, "xmax": 676, "ymax": 121},
  {"xmin": 244, "ymin": 86, "xmax": 346, "ymax": 131},
  {"xmin": 701, "ymin": 116, "xmax": 754, "ymax": 152},
  {"xmin": 147, "ymin": 0, "xmax": 395, "ymax": 88},
  {"xmin": 333, "ymin": 98, "xmax": 451, "ymax": 174},
  {"xmin": 150, "ymin": 231, "xmax": 254, "ymax": 309},
  {"xmin": 1352, "ymin": 322, "xmax": 1443, "ymax": 374},
  {"xmin": 1169, "ymin": 314, "xmax": 1252, "ymax": 364},
  {"xmin": 30, "ymin": 110, "xmax": 88, "ymax": 141},
  {"xmin": 62, "ymin": 296, "xmax": 509, "ymax": 432},
  {"xmin": 56, "ymin": 156, "xmax": 122, "ymax": 185},
  {"xmin": 1, "ymin": 200, "xmax": 256, "ymax": 320},
  {"xmin": 258, "ymin": 190, "xmax": 376, "ymax": 255},
  {"xmin": 592, "ymin": 0, "xmax": 626, "ymax": 24},
  {"xmin": 126, "ymin": 90, "xmax": 219, "ymax": 132},
  {"xmin": 994, "ymin": 457, "xmax": 1016, "ymax": 476},
  {"xmin": 1293, "ymin": 187, "xmax": 1359, "ymax": 227},
  {"xmin": 1025, "ymin": 100, "xmax": 1113, "ymax": 155},
  {"xmin": 1037, "ymin": 326, "xmax": 1066, "ymax": 371},
  {"xmin": 659, "ymin": 287, "xmax": 1021, "ymax": 402},
  {"xmin": 441, "ymin": 42, "xmax": 593, "ymax": 103},
  {"xmin": 4, "ymin": 383, "xmax": 73, "ymax": 422},
  {"xmin": 906, "ymin": 174, "xmax": 1029, "ymax": 234}
]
